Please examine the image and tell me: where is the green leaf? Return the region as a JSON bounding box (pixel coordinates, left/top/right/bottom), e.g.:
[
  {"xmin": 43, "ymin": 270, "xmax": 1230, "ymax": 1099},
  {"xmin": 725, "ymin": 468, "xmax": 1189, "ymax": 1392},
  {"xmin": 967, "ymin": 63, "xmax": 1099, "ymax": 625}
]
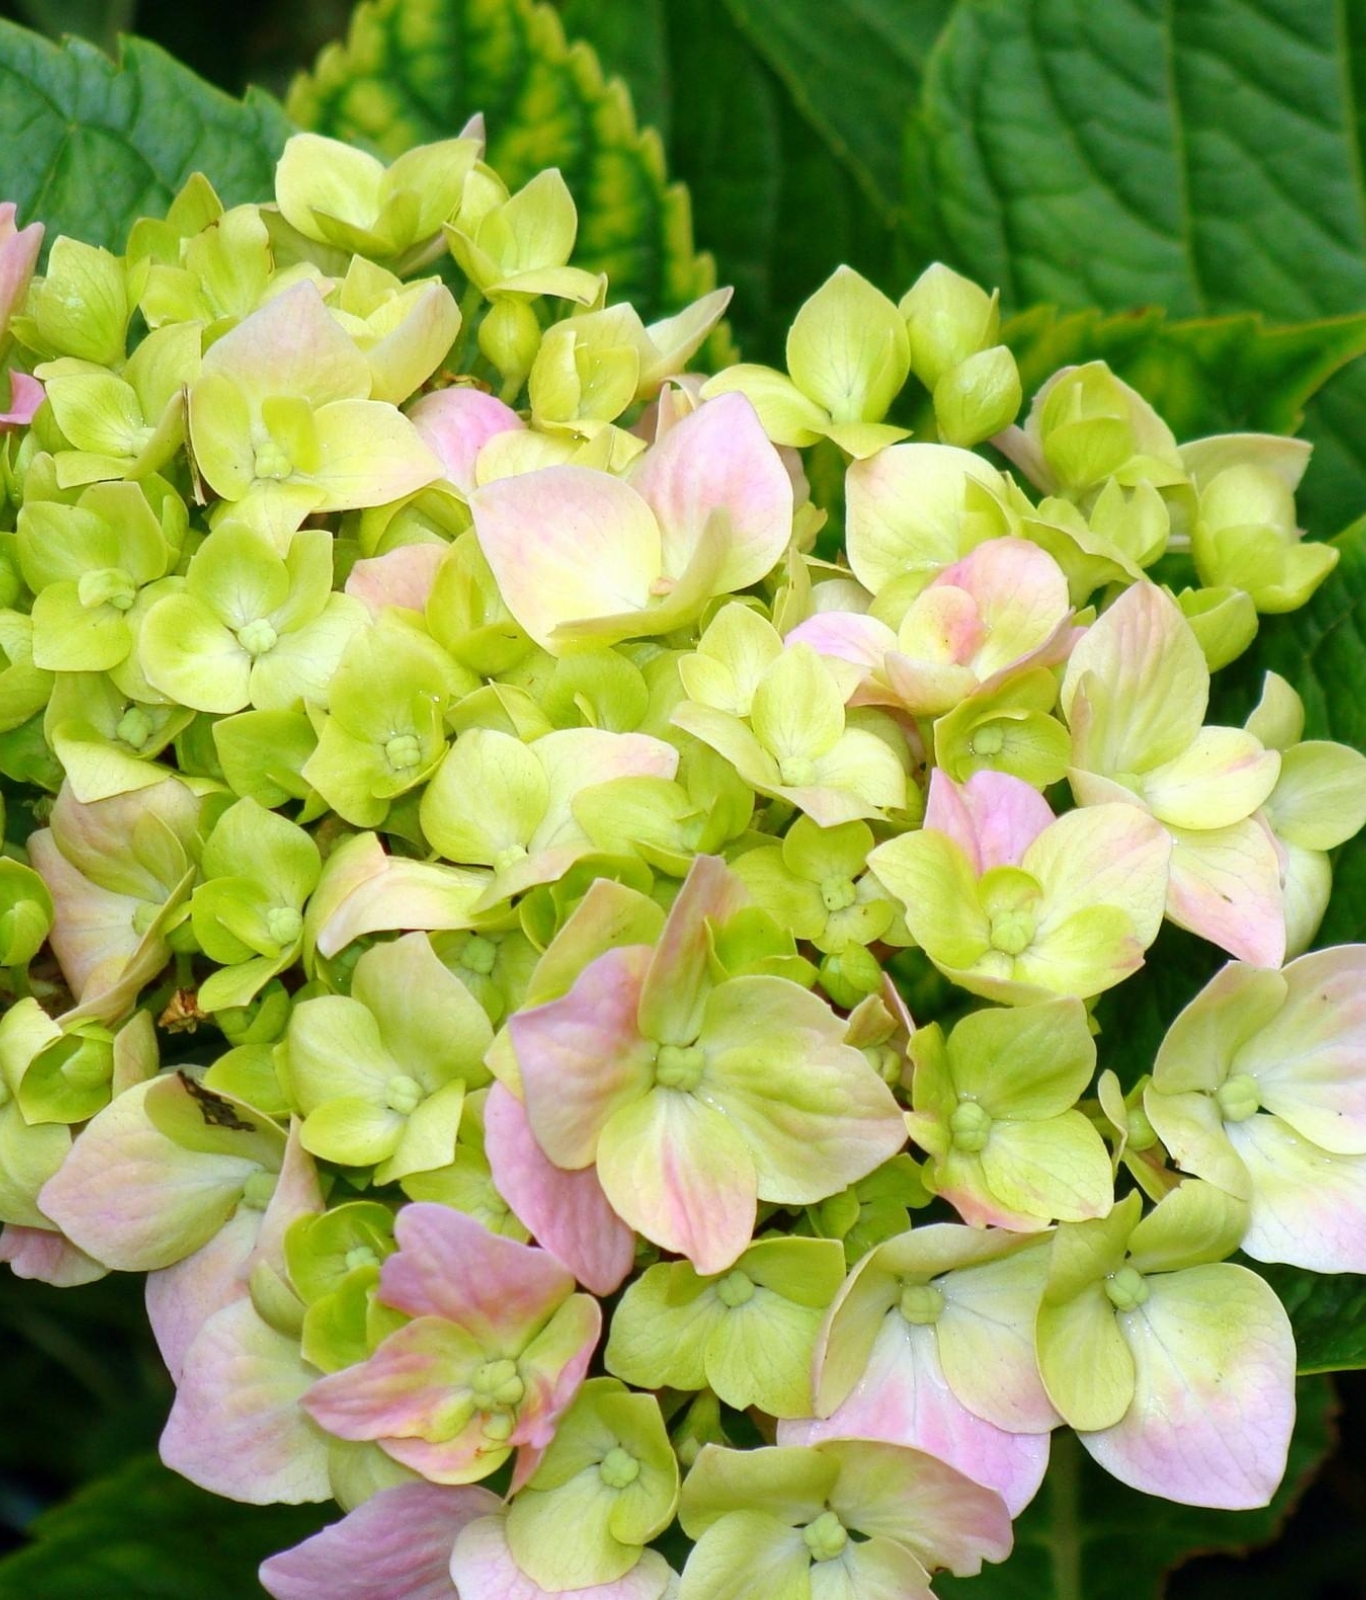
[
  {"xmin": 905, "ymin": 0, "xmax": 1366, "ymax": 534},
  {"xmin": 0, "ymin": 1453, "xmax": 328, "ymax": 1598},
  {"xmin": 937, "ymin": 1377, "xmax": 1335, "ymax": 1600},
  {"xmin": 286, "ymin": 0, "xmax": 719, "ymax": 325},
  {"xmin": 1256, "ymin": 1265, "xmax": 1366, "ymax": 1374},
  {"xmin": 0, "ymin": 22, "xmax": 291, "ymax": 257},
  {"xmin": 554, "ymin": 0, "xmax": 670, "ymax": 142},
  {"xmin": 720, "ymin": 0, "xmax": 954, "ymax": 215}
]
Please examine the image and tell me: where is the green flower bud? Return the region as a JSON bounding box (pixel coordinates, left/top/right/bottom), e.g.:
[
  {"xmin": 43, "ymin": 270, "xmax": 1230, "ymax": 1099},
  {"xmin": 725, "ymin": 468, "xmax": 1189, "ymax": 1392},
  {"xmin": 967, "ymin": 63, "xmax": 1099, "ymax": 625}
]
[
  {"xmin": 802, "ymin": 1510, "xmax": 848, "ymax": 1562},
  {"xmin": 1104, "ymin": 1263, "xmax": 1149, "ymax": 1312},
  {"xmin": 934, "ymin": 345, "xmax": 1022, "ymax": 448},
  {"xmin": 598, "ymin": 1445, "xmax": 641, "ymax": 1490},
  {"xmin": 655, "ymin": 1043, "xmax": 706, "ymax": 1092},
  {"xmin": 900, "ymin": 263, "xmax": 1000, "ymax": 389},
  {"xmin": 478, "ymin": 298, "xmax": 542, "ymax": 387},
  {"xmin": 899, "ymin": 1282, "xmax": 945, "ymax": 1325},
  {"xmin": 1215, "ymin": 1073, "xmax": 1261, "ymax": 1124}
]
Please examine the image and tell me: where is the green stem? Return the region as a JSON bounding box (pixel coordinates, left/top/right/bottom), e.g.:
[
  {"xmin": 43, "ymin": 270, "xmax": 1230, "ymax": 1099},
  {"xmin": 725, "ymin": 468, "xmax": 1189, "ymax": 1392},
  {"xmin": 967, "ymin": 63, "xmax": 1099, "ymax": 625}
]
[
  {"xmin": 6, "ymin": 963, "xmax": 31, "ymax": 1000},
  {"xmin": 1048, "ymin": 1429, "xmax": 1084, "ymax": 1600}
]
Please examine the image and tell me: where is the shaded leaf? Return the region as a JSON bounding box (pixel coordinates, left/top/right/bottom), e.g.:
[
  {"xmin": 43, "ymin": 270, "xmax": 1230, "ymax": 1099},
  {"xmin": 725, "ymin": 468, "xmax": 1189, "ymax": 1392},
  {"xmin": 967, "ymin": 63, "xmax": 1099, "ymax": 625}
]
[
  {"xmin": 0, "ymin": 22, "xmax": 291, "ymax": 258},
  {"xmin": 0, "ymin": 1453, "xmax": 329, "ymax": 1597}
]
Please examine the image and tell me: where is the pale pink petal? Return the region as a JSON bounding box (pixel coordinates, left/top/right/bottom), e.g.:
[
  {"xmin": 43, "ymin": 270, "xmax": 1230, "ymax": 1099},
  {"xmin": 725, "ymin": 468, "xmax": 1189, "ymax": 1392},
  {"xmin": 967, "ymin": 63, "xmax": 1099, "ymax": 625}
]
[
  {"xmin": 0, "ymin": 371, "xmax": 43, "ymax": 428},
  {"xmin": 780, "ymin": 1314, "xmax": 1049, "ymax": 1517},
  {"xmin": 785, "ymin": 610, "xmax": 896, "ymax": 678},
  {"xmin": 146, "ymin": 1207, "xmax": 261, "ymax": 1383},
  {"xmin": 628, "ymin": 390, "xmax": 793, "ymax": 593},
  {"xmin": 161, "ymin": 1299, "xmax": 332, "ymax": 1504},
  {"xmin": 1240, "ymin": 946, "xmax": 1366, "ymax": 1153},
  {"xmin": 483, "ymin": 1083, "xmax": 636, "ymax": 1295},
  {"xmin": 260, "ymin": 1482, "xmax": 499, "ymax": 1600},
  {"xmin": 596, "ymin": 1090, "xmax": 758, "ymax": 1276},
  {"xmin": 1229, "ymin": 1114, "xmax": 1366, "ymax": 1274},
  {"xmin": 1081, "ymin": 1264, "xmax": 1295, "ymax": 1509},
  {"xmin": 380, "ymin": 1204, "xmax": 574, "ymax": 1341},
  {"xmin": 409, "ymin": 388, "xmax": 525, "ymax": 497},
  {"xmin": 304, "ymin": 1318, "xmax": 483, "ymax": 1445},
  {"xmin": 0, "ymin": 206, "xmax": 43, "ymax": 331},
  {"xmin": 345, "ymin": 545, "xmax": 446, "ymax": 617},
  {"xmin": 314, "ymin": 855, "xmax": 487, "ymax": 959},
  {"xmin": 38, "ymin": 1078, "xmax": 265, "ymax": 1272},
  {"xmin": 148, "ymin": 1121, "xmax": 325, "ymax": 1382},
  {"xmin": 471, "ymin": 467, "xmax": 661, "ymax": 652},
  {"xmin": 1165, "ymin": 820, "xmax": 1286, "ymax": 965},
  {"xmin": 27, "ymin": 828, "xmax": 142, "ymax": 1000},
  {"xmin": 0, "ymin": 1224, "xmax": 106, "ymax": 1286},
  {"xmin": 932, "ymin": 537, "xmax": 1073, "ymax": 681},
  {"xmin": 451, "ymin": 1513, "xmax": 676, "ymax": 1600},
  {"xmin": 638, "ymin": 853, "xmax": 748, "ymax": 1047},
  {"xmin": 924, "ymin": 769, "xmax": 1054, "ymax": 875},
  {"xmin": 511, "ymin": 944, "xmax": 656, "ymax": 1169}
]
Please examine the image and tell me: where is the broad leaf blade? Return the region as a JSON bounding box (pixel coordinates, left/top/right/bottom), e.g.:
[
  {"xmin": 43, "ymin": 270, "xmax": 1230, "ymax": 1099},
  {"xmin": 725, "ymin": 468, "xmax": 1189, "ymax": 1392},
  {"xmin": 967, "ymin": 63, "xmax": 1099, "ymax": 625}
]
[
  {"xmin": 721, "ymin": 0, "xmax": 954, "ymax": 214},
  {"xmin": 906, "ymin": 0, "xmax": 1366, "ymax": 533},
  {"xmin": 0, "ymin": 23, "xmax": 292, "ymax": 256},
  {"xmin": 1258, "ymin": 1266, "xmax": 1366, "ymax": 1374}
]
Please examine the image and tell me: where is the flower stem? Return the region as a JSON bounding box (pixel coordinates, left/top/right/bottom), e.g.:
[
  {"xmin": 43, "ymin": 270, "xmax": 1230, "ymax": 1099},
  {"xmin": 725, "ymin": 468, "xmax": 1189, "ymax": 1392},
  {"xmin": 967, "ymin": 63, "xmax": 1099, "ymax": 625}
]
[{"xmin": 1049, "ymin": 1429, "xmax": 1083, "ymax": 1600}]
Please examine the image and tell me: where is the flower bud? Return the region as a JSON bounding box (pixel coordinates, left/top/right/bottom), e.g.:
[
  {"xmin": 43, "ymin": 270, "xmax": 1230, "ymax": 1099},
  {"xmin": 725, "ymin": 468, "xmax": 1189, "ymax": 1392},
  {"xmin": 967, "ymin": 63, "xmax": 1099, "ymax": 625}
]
[
  {"xmin": 900, "ymin": 263, "xmax": 999, "ymax": 388},
  {"xmin": 933, "ymin": 345, "xmax": 1022, "ymax": 447}
]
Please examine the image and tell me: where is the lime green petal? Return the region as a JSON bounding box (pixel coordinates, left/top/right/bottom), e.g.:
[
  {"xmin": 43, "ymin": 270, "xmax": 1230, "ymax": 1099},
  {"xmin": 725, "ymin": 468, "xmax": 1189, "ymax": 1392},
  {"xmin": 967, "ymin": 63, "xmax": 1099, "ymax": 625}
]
[
  {"xmin": 705, "ymin": 1288, "xmax": 825, "ymax": 1417},
  {"xmin": 604, "ymin": 1261, "xmax": 718, "ymax": 1392},
  {"xmin": 981, "ymin": 1113, "xmax": 1114, "ymax": 1223},
  {"xmin": 949, "ymin": 997, "xmax": 1095, "ymax": 1117},
  {"xmin": 301, "ymin": 1094, "xmax": 404, "ymax": 1168}
]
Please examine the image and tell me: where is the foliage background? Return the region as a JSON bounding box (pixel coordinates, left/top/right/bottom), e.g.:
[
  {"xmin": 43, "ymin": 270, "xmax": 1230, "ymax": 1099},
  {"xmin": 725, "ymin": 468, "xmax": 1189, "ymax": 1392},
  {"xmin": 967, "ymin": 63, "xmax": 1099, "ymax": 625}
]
[{"xmin": 1, "ymin": 0, "xmax": 1365, "ymax": 1593}]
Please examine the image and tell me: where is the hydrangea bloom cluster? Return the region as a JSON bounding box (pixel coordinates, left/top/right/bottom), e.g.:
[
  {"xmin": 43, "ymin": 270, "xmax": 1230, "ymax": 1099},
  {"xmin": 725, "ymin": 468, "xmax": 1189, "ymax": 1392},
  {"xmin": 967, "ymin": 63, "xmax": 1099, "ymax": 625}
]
[{"xmin": 2, "ymin": 125, "xmax": 1365, "ymax": 1598}]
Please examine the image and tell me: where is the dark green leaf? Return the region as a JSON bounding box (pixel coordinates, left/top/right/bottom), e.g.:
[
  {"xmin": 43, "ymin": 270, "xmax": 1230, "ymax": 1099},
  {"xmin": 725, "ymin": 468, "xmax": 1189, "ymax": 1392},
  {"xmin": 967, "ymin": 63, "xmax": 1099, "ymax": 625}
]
[
  {"xmin": 721, "ymin": 0, "xmax": 954, "ymax": 215},
  {"xmin": 906, "ymin": 0, "xmax": 1366, "ymax": 535},
  {"xmin": 554, "ymin": 0, "xmax": 670, "ymax": 143},
  {"xmin": 1258, "ymin": 1266, "xmax": 1366, "ymax": 1374},
  {"xmin": 938, "ymin": 1378, "xmax": 1336, "ymax": 1600},
  {"xmin": 0, "ymin": 21, "xmax": 291, "ymax": 256},
  {"xmin": 0, "ymin": 1453, "xmax": 329, "ymax": 1598}
]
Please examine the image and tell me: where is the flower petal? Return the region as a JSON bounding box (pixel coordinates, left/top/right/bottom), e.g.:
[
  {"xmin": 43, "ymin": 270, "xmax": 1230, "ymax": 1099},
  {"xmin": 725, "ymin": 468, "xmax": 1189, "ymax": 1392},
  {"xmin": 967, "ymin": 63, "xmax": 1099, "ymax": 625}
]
[
  {"xmin": 1081, "ymin": 1263, "xmax": 1295, "ymax": 1509},
  {"xmin": 483, "ymin": 1082, "xmax": 636, "ymax": 1294},
  {"xmin": 260, "ymin": 1482, "xmax": 499, "ymax": 1600}
]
